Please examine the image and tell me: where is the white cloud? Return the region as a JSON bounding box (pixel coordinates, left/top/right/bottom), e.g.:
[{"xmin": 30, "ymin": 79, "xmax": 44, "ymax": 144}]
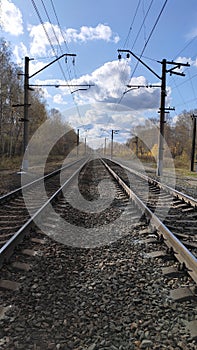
[
  {"xmin": 1, "ymin": 0, "xmax": 23, "ymax": 35},
  {"xmin": 65, "ymin": 23, "xmax": 120, "ymax": 43},
  {"xmin": 61, "ymin": 103, "xmax": 148, "ymax": 149},
  {"xmin": 59, "ymin": 59, "xmax": 161, "ymax": 111},
  {"xmin": 28, "ymin": 22, "xmax": 62, "ymax": 56},
  {"xmin": 53, "ymin": 94, "xmax": 67, "ymax": 105},
  {"xmin": 33, "ymin": 59, "xmax": 162, "ymax": 112},
  {"xmin": 13, "ymin": 42, "xmax": 28, "ymax": 65},
  {"xmin": 28, "ymin": 22, "xmax": 119, "ymax": 56}
]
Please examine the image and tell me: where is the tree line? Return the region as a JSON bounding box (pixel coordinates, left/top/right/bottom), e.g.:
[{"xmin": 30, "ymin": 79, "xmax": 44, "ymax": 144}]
[
  {"xmin": 0, "ymin": 38, "xmax": 77, "ymax": 163},
  {"xmin": 1, "ymin": 37, "xmax": 196, "ymax": 169},
  {"xmin": 127, "ymin": 112, "xmax": 196, "ymax": 168}
]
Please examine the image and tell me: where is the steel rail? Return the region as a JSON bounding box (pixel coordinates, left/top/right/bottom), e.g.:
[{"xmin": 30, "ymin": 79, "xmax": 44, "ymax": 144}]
[
  {"xmin": 108, "ymin": 158, "xmax": 197, "ymax": 207},
  {"xmin": 0, "ymin": 158, "xmax": 85, "ymax": 204},
  {"xmin": 0, "ymin": 158, "xmax": 88, "ymax": 266},
  {"xmin": 102, "ymin": 159, "xmax": 197, "ymax": 285}
]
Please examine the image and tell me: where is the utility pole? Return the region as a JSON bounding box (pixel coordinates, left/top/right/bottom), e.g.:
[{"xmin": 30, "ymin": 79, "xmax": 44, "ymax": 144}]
[
  {"xmin": 18, "ymin": 53, "xmax": 87, "ymax": 171},
  {"xmin": 157, "ymin": 59, "xmax": 166, "ymax": 177},
  {"xmin": 77, "ymin": 128, "xmax": 79, "ymax": 156},
  {"xmin": 111, "ymin": 129, "xmax": 119, "ymax": 159},
  {"xmin": 111, "ymin": 130, "xmax": 114, "ymax": 159},
  {"xmin": 118, "ymin": 49, "xmax": 190, "ymax": 176},
  {"xmin": 104, "ymin": 137, "xmax": 107, "ymax": 155},
  {"xmin": 134, "ymin": 136, "xmax": 138, "ymax": 157},
  {"xmin": 191, "ymin": 114, "xmax": 197, "ymax": 172},
  {"xmin": 22, "ymin": 57, "xmax": 31, "ymax": 170}
]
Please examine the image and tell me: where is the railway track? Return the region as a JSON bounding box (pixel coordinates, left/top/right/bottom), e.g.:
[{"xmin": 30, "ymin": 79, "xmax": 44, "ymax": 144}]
[
  {"xmin": 102, "ymin": 158, "xmax": 197, "ymax": 286},
  {"xmin": 0, "ymin": 157, "xmax": 197, "ymax": 349},
  {"xmin": 0, "ymin": 157, "xmax": 88, "ymax": 265}
]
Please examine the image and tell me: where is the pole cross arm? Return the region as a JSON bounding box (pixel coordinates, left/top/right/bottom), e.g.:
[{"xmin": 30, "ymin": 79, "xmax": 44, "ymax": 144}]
[
  {"xmin": 29, "ymin": 53, "xmax": 76, "ymax": 79},
  {"xmin": 28, "ymin": 84, "xmax": 94, "ymax": 88},
  {"xmin": 127, "ymin": 84, "xmax": 161, "ymax": 88},
  {"xmin": 166, "ymin": 60, "xmax": 190, "ymax": 67},
  {"xmin": 169, "ymin": 70, "xmax": 185, "ymax": 77},
  {"xmin": 165, "ymin": 61, "xmax": 190, "ymax": 76},
  {"xmin": 166, "ymin": 65, "xmax": 185, "ymax": 76}
]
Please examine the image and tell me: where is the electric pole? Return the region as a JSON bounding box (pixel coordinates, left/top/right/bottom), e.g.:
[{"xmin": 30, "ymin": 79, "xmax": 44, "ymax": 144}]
[
  {"xmin": 23, "ymin": 54, "xmax": 77, "ymax": 170},
  {"xmin": 104, "ymin": 137, "xmax": 107, "ymax": 155},
  {"xmin": 191, "ymin": 114, "xmax": 197, "ymax": 172},
  {"xmin": 15, "ymin": 54, "xmax": 93, "ymax": 171},
  {"xmin": 77, "ymin": 128, "xmax": 79, "ymax": 156},
  {"xmin": 23, "ymin": 56, "xmax": 30, "ymax": 170},
  {"xmin": 111, "ymin": 129, "xmax": 119, "ymax": 159},
  {"xmin": 118, "ymin": 49, "xmax": 190, "ymax": 176},
  {"xmin": 111, "ymin": 130, "xmax": 114, "ymax": 159},
  {"xmin": 157, "ymin": 59, "xmax": 166, "ymax": 177}
]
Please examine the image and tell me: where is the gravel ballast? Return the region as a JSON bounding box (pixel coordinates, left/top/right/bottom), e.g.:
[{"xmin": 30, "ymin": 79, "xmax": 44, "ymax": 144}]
[
  {"xmin": 0, "ymin": 159, "xmax": 197, "ymax": 349},
  {"xmin": 0, "ymin": 223, "xmax": 197, "ymax": 350}
]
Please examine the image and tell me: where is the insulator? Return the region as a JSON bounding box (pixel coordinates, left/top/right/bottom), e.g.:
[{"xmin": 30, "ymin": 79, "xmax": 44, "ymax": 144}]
[
  {"xmin": 118, "ymin": 54, "xmax": 122, "ymax": 60},
  {"xmin": 126, "ymin": 53, "xmax": 130, "ymax": 59}
]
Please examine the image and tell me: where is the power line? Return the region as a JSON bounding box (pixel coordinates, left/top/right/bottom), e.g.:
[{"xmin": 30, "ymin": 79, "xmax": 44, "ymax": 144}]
[
  {"xmin": 50, "ymin": 0, "xmax": 70, "ymax": 53},
  {"xmin": 30, "ymin": 0, "xmax": 85, "ymax": 125},
  {"xmin": 173, "ymin": 35, "xmax": 197, "ymax": 61},
  {"xmin": 131, "ymin": 0, "xmax": 154, "ymax": 51},
  {"xmin": 49, "ymin": 0, "xmax": 82, "ymax": 83},
  {"xmin": 130, "ymin": 0, "xmax": 169, "ymax": 79},
  {"xmin": 123, "ymin": 0, "xmax": 142, "ymax": 48},
  {"xmin": 47, "ymin": 0, "xmax": 86, "ymax": 125},
  {"xmin": 115, "ymin": 0, "xmax": 169, "ymax": 110},
  {"xmin": 41, "ymin": 0, "xmax": 63, "ymax": 55},
  {"xmin": 118, "ymin": 0, "xmax": 155, "ymax": 109}
]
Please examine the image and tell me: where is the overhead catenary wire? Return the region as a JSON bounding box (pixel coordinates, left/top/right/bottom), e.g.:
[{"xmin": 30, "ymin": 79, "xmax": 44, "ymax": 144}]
[
  {"xmin": 49, "ymin": 0, "xmax": 86, "ymax": 91},
  {"xmin": 130, "ymin": 0, "xmax": 169, "ymax": 80},
  {"xmin": 40, "ymin": 0, "xmax": 76, "ymax": 84},
  {"xmin": 131, "ymin": 0, "xmax": 154, "ymax": 51},
  {"xmin": 49, "ymin": 0, "xmax": 74, "ymax": 79},
  {"xmin": 115, "ymin": 0, "xmax": 169, "ymax": 111},
  {"xmin": 30, "ymin": 0, "xmax": 85, "ymax": 125},
  {"xmin": 114, "ymin": 0, "xmax": 149, "ymax": 115},
  {"xmin": 30, "ymin": 0, "xmax": 65, "ymax": 78},
  {"xmin": 50, "ymin": 0, "xmax": 70, "ymax": 53},
  {"xmin": 117, "ymin": 0, "xmax": 155, "ymax": 109},
  {"xmin": 123, "ymin": 0, "xmax": 142, "ymax": 48},
  {"xmin": 45, "ymin": 0, "xmax": 88, "ymax": 127}
]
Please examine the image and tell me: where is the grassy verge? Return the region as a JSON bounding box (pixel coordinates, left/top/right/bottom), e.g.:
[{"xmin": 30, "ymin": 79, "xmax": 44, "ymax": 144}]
[{"xmin": 0, "ymin": 156, "xmax": 22, "ymax": 171}]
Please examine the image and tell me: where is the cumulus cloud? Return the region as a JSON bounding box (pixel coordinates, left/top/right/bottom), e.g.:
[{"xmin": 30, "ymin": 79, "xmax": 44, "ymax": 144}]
[
  {"xmin": 55, "ymin": 59, "xmax": 161, "ymax": 111},
  {"xmin": 1, "ymin": 0, "xmax": 23, "ymax": 35},
  {"xmin": 28, "ymin": 22, "xmax": 62, "ymax": 56},
  {"xmin": 61, "ymin": 102, "xmax": 148, "ymax": 149},
  {"xmin": 53, "ymin": 94, "xmax": 67, "ymax": 105},
  {"xmin": 65, "ymin": 23, "xmax": 119, "ymax": 43},
  {"xmin": 13, "ymin": 42, "xmax": 28, "ymax": 65},
  {"xmin": 28, "ymin": 22, "xmax": 119, "ymax": 56},
  {"xmin": 34, "ymin": 59, "xmax": 162, "ymax": 113}
]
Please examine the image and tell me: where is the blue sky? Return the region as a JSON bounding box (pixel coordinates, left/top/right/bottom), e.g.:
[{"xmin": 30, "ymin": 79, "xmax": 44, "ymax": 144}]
[{"xmin": 1, "ymin": 0, "xmax": 197, "ymax": 148}]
